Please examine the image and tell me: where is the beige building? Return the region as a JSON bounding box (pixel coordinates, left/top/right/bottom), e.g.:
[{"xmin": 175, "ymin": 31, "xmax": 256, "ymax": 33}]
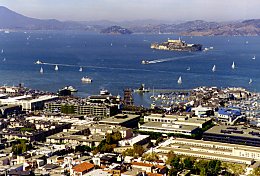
[{"xmin": 151, "ymin": 137, "xmax": 260, "ymax": 165}]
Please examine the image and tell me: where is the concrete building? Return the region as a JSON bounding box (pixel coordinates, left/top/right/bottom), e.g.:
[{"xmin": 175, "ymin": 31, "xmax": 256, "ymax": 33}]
[
  {"xmin": 99, "ymin": 114, "xmax": 140, "ymax": 128},
  {"xmin": 71, "ymin": 162, "xmax": 94, "ymax": 176},
  {"xmin": 216, "ymin": 107, "xmax": 241, "ymax": 123},
  {"xmin": 139, "ymin": 122, "xmax": 199, "ymax": 136},
  {"xmin": 203, "ymin": 125, "xmax": 260, "ymax": 147},
  {"xmin": 143, "ymin": 114, "xmax": 212, "ymax": 128},
  {"xmin": 140, "ymin": 114, "xmax": 211, "ymax": 135},
  {"xmin": 0, "ymin": 95, "xmax": 58, "ymax": 111},
  {"xmin": 191, "ymin": 106, "xmax": 213, "ymax": 117},
  {"xmin": 151, "ymin": 137, "xmax": 260, "ymax": 165},
  {"xmin": 89, "ymin": 124, "xmax": 133, "ymax": 139},
  {"xmin": 118, "ymin": 135, "xmax": 150, "ymax": 147},
  {"xmin": 0, "ymin": 104, "xmax": 22, "ymax": 118}
]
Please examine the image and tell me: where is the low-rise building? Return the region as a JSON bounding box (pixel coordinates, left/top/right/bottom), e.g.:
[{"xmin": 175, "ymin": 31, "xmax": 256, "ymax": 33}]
[
  {"xmin": 139, "ymin": 122, "xmax": 199, "ymax": 136},
  {"xmin": 203, "ymin": 125, "xmax": 260, "ymax": 147},
  {"xmin": 99, "ymin": 114, "xmax": 140, "ymax": 128},
  {"xmin": 71, "ymin": 162, "xmax": 95, "ymax": 176},
  {"xmin": 0, "ymin": 95, "xmax": 58, "ymax": 111},
  {"xmin": 151, "ymin": 137, "xmax": 260, "ymax": 165},
  {"xmin": 143, "ymin": 114, "xmax": 211, "ymax": 128},
  {"xmin": 216, "ymin": 107, "xmax": 241, "ymax": 123}
]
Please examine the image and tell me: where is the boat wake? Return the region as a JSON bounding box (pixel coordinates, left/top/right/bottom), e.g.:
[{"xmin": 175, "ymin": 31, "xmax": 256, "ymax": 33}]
[
  {"xmin": 35, "ymin": 60, "xmax": 180, "ymax": 74},
  {"xmin": 145, "ymin": 55, "xmax": 196, "ymax": 64}
]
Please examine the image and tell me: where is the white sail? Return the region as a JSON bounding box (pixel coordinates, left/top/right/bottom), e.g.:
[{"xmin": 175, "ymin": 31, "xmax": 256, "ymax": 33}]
[
  {"xmin": 1, "ymin": 49, "xmax": 3, "ymax": 54},
  {"xmin": 212, "ymin": 65, "xmax": 216, "ymax": 72},
  {"xmin": 79, "ymin": 67, "xmax": 83, "ymax": 72},
  {"xmin": 177, "ymin": 76, "xmax": 182, "ymax": 84},
  {"xmin": 55, "ymin": 65, "xmax": 59, "ymax": 71},
  {"xmin": 249, "ymin": 78, "xmax": 253, "ymax": 84},
  {"xmin": 252, "ymin": 56, "xmax": 256, "ymax": 60},
  {"xmin": 40, "ymin": 67, "xmax": 44, "ymax": 74},
  {"xmin": 231, "ymin": 61, "xmax": 235, "ymax": 69},
  {"xmin": 187, "ymin": 67, "xmax": 191, "ymax": 71}
]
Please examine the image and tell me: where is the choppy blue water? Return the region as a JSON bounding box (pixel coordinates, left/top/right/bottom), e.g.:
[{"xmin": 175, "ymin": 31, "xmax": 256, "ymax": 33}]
[{"xmin": 0, "ymin": 31, "xmax": 259, "ymax": 106}]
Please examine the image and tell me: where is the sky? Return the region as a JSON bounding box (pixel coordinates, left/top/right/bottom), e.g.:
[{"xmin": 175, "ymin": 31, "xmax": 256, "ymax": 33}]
[{"xmin": 0, "ymin": 0, "xmax": 260, "ymax": 22}]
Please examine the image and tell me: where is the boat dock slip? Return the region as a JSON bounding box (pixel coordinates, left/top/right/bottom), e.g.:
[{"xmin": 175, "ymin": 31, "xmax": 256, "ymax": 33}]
[{"xmin": 151, "ymin": 89, "xmax": 192, "ymax": 93}]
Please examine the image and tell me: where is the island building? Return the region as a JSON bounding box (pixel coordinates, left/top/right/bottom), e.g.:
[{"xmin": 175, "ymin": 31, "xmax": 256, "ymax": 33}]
[
  {"xmin": 139, "ymin": 114, "xmax": 212, "ymax": 135},
  {"xmin": 151, "ymin": 38, "xmax": 202, "ymax": 52},
  {"xmin": 150, "ymin": 137, "xmax": 260, "ymax": 165}
]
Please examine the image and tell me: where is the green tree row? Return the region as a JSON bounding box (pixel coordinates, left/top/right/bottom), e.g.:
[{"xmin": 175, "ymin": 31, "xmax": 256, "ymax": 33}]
[
  {"xmin": 167, "ymin": 151, "xmax": 221, "ymax": 176},
  {"xmin": 11, "ymin": 139, "xmax": 33, "ymax": 155},
  {"xmin": 93, "ymin": 131, "xmax": 122, "ymax": 154}
]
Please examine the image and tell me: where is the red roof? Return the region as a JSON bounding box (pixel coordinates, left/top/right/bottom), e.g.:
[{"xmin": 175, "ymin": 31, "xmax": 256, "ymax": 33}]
[
  {"xmin": 131, "ymin": 162, "xmax": 153, "ymax": 167},
  {"xmin": 148, "ymin": 174, "xmax": 163, "ymax": 176},
  {"xmin": 72, "ymin": 162, "xmax": 94, "ymax": 173}
]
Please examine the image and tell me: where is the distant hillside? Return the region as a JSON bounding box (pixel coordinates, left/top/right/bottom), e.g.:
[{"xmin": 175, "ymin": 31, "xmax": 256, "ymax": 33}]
[
  {"xmin": 100, "ymin": 25, "xmax": 133, "ymax": 34},
  {"xmin": 1, "ymin": 6, "xmax": 260, "ymax": 36},
  {"xmin": 0, "ymin": 6, "xmax": 83, "ymax": 30},
  {"xmin": 129, "ymin": 20, "xmax": 260, "ymax": 36}
]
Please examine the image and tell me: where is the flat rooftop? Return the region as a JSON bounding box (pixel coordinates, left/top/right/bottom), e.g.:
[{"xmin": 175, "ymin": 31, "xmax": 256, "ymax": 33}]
[
  {"xmin": 140, "ymin": 122, "xmax": 198, "ymax": 132},
  {"xmin": 204, "ymin": 125, "xmax": 260, "ymax": 140},
  {"xmin": 99, "ymin": 114, "xmax": 140, "ymax": 124},
  {"xmin": 145, "ymin": 114, "xmax": 211, "ymax": 124}
]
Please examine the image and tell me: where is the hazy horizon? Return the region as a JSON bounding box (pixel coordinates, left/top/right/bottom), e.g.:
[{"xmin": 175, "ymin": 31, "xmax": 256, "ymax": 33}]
[{"xmin": 1, "ymin": 0, "xmax": 260, "ymax": 22}]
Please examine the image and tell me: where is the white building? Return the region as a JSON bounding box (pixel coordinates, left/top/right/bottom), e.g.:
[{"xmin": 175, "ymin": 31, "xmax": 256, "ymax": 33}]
[{"xmin": 151, "ymin": 137, "xmax": 260, "ymax": 165}]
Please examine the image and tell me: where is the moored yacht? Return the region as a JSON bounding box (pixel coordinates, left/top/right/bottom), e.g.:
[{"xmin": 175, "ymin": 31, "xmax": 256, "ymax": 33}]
[{"xmin": 81, "ymin": 76, "xmax": 92, "ymax": 83}]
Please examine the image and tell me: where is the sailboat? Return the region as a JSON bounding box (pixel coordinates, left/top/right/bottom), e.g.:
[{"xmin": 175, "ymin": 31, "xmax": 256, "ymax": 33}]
[
  {"xmin": 1, "ymin": 49, "xmax": 3, "ymax": 54},
  {"xmin": 40, "ymin": 67, "xmax": 44, "ymax": 74},
  {"xmin": 252, "ymin": 56, "xmax": 256, "ymax": 60},
  {"xmin": 2, "ymin": 58, "xmax": 6, "ymax": 62},
  {"xmin": 79, "ymin": 67, "xmax": 83, "ymax": 72},
  {"xmin": 55, "ymin": 65, "xmax": 59, "ymax": 71},
  {"xmin": 177, "ymin": 76, "xmax": 182, "ymax": 84},
  {"xmin": 150, "ymin": 87, "xmax": 155, "ymax": 99},
  {"xmin": 187, "ymin": 67, "xmax": 191, "ymax": 71},
  {"xmin": 212, "ymin": 65, "xmax": 216, "ymax": 72},
  {"xmin": 249, "ymin": 78, "xmax": 253, "ymax": 85},
  {"xmin": 231, "ymin": 61, "xmax": 235, "ymax": 69}
]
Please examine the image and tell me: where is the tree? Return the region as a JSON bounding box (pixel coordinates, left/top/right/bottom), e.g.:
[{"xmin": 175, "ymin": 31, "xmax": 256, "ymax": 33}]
[
  {"xmin": 253, "ymin": 167, "xmax": 260, "ymax": 176},
  {"xmin": 133, "ymin": 144, "xmax": 144, "ymax": 157},
  {"xmin": 112, "ymin": 131, "xmax": 122, "ymax": 141},
  {"xmin": 170, "ymin": 156, "xmax": 182, "ymax": 171},
  {"xmin": 168, "ymin": 168, "xmax": 178, "ymax": 176},
  {"xmin": 11, "ymin": 139, "xmax": 33, "ymax": 155},
  {"xmin": 222, "ymin": 162, "xmax": 246, "ymax": 175},
  {"xmin": 155, "ymin": 136, "xmax": 164, "ymax": 146},
  {"xmin": 200, "ymin": 167, "xmax": 207, "ymax": 176},
  {"xmin": 183, "ymin": 157, "xmax": 194, "ymax": 170},
  {"xmin": 194, "ymin": 160, "xmax": 208, "ymax": 175},
  {"xmin": 166, "ymin": 151, "xmax": 177, "ymax": 165},
  {"xmin": 106, "ymin": 133, "xmax": 113, "ymax": 144},
  {"xmin": 142, "ymin": 152, "xmax": 159, "ymax": 162}
]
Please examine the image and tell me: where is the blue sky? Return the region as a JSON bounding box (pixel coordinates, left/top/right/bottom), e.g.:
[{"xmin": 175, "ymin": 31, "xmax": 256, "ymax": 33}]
[{"xmin": 0, "ymin": 0, "xmax": 259, "ymax": 22}]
